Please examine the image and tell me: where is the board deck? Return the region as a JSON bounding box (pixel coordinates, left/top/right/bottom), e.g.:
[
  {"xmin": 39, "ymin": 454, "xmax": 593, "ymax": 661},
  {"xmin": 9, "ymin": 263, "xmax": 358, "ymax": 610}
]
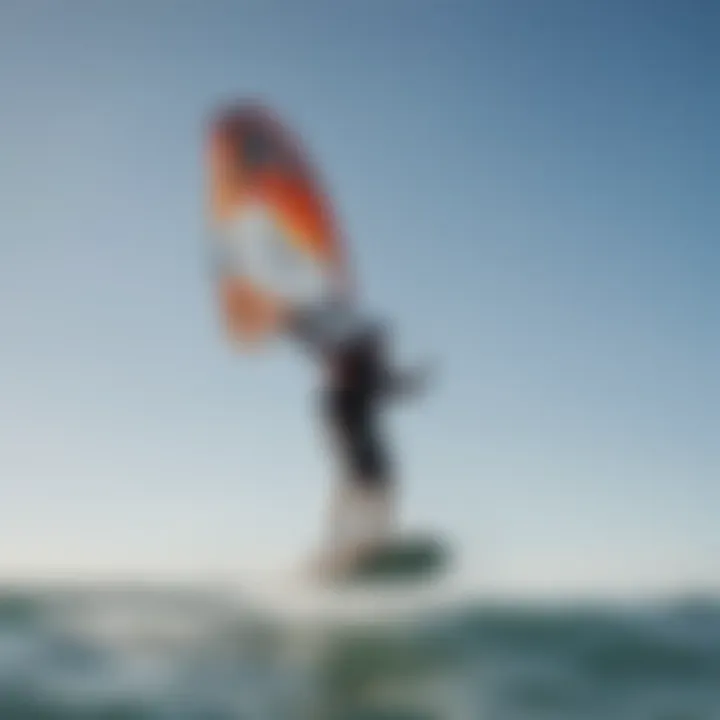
[{"xmin": 340, "ymin": 535, "xmax": 450, "ymax": 585}]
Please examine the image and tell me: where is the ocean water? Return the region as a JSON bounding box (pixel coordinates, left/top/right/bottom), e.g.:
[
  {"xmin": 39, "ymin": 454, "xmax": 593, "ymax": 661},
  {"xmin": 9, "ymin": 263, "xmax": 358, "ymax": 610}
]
[{"xmin": 0, "ymin": 585, "xmax": 718, "ymax": 719}]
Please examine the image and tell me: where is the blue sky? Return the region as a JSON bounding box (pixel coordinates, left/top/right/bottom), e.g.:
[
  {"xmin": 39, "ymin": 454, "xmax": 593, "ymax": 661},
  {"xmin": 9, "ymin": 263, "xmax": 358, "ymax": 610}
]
[{"xmin": 1, "ymin": 1, "xmax": 717, "ymax": 594}]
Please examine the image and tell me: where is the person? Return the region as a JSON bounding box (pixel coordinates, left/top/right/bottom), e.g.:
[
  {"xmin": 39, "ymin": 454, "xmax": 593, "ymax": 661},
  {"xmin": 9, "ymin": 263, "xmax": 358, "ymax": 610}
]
[
  {"xmin": 218, "ymin": 268, "xmax": 430, "ymax": 577},
  {"xmin": 291, "ymin": 305, "xmax": 431, "ymax": 577},
  {"xmin": 211, "ymin": 116, "xmax": 430, "ymax": 577}
]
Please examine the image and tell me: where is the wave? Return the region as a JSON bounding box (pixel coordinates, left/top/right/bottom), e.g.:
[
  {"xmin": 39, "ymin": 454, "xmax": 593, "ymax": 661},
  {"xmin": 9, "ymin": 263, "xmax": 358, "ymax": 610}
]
[{"xmin": 0, "ymin": 586, "xmax": 718, "ymax": 719}]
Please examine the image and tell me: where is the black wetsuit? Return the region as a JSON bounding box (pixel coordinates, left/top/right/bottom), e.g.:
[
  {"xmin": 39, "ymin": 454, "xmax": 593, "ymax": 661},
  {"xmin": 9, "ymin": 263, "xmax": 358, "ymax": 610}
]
[
  {"xmin": 289, "ymin": 309, "xmax": 393, "ymax": 488},
  {"xmin": 323, "ymin": 334, "xmax": 392, "ymax": 488}
]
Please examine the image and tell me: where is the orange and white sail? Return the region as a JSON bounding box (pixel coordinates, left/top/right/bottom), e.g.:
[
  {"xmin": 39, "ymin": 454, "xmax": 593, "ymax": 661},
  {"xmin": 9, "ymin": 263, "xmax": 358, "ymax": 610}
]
[{"xmin": 206, "ymin": 103, "xmax": 351, "ymax": 344}]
